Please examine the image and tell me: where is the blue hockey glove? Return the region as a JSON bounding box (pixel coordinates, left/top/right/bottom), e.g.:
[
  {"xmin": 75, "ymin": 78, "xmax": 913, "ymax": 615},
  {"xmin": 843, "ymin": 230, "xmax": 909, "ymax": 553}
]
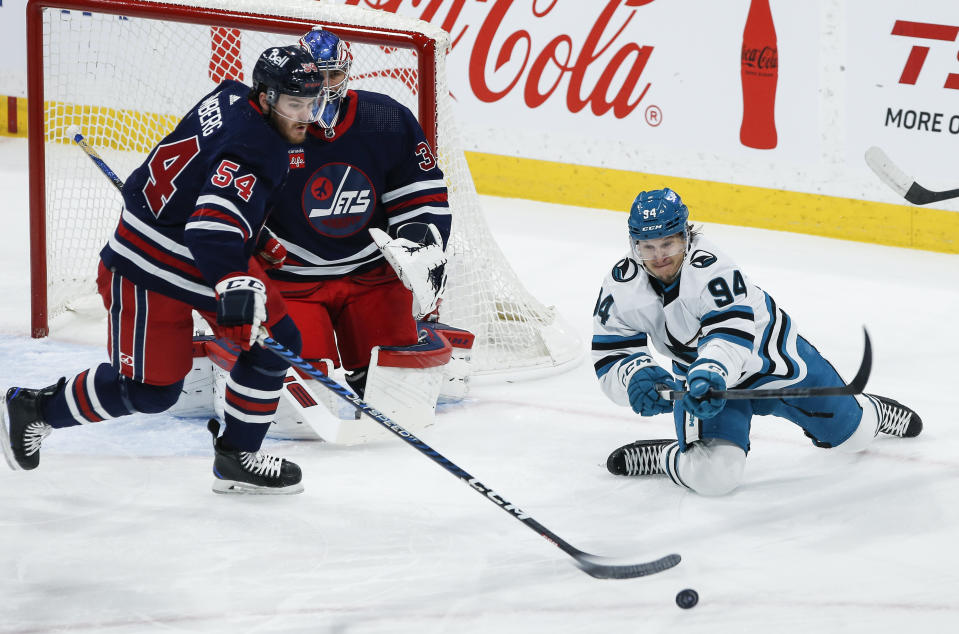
[
  {"xmin": 626, "ymin": 359, "xmax": 678, "ymax": 416},
  {"xmin": 685, "ymin": 358, "xmax": 729, "ymax": 419}
]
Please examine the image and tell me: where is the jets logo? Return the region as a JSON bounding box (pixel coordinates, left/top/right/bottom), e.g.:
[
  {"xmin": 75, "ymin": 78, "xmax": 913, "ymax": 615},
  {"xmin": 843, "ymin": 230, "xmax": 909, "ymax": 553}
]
[
  {"xmin": 690, "ymin": 250, "xmax": 717, "ymax": 268},
  {"xmin": 612, "ymin": 257, "xmax": 639, "ymax": 282},
  {"xmin": 301, "ymin": 162, "xmax": 376, "ymax": 237}
]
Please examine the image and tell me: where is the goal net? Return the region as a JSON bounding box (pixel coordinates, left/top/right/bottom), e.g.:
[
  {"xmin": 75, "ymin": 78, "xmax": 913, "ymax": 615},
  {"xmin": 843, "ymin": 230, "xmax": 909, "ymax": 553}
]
[{"xmin": 27, "ymin": 0, "xmax": 581, "ymax": 377}]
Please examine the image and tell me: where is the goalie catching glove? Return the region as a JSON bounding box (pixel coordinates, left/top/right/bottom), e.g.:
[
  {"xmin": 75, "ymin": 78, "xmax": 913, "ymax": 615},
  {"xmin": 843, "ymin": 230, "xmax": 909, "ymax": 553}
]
[
  {"xmin": 215, "ymin": 273, "xmax": 267, "ymax": 351},
  {"xmin": 369, "ymin": 223, "xmax": 448, "ymax": 319}
]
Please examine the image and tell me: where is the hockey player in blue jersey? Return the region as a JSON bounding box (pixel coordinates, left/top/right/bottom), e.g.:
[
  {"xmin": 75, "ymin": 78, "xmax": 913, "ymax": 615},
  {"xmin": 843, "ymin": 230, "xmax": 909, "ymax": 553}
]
[
  {"xmin": 1, "ymin": 45, "xmax": 324, "ymax": 494},
  {"xmin": 260, "ymin": 28, "xmax": 453, "ymax": 404},
  {"xmin": 595, "ymin": 188, "xmax": 922, "ymax": 496}
]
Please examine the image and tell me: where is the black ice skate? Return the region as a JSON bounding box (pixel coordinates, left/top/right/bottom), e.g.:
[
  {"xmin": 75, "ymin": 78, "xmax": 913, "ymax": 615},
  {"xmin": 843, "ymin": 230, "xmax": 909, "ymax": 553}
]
[
  {"xmin": 208, "ymin": 419, "xmax": 304, "ymax": 495},
  {"xmin": 866, "ymin": 394, "xmax": 923, "ymax": 438},
  {"xmin": 606, "ymin": 439, "xmax": 675, "ymax": 476},
  {"xmin": 0, "ymin": 379, "xmax": 64, "ymax": 471}
]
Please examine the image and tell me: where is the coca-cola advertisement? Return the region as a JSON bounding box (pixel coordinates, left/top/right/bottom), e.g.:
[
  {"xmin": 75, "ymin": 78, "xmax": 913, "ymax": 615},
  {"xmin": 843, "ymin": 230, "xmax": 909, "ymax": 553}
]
[
  {"xmin": 740, "ymin": 0, "xmax": 779, "ymax": 149},
  {"xmin": 337, "ymin": 1, "xmax": 818, "ymax": 180},
  {"xmin": 3, "ymin": 0, "xmax": 956, "ymax": 211}
]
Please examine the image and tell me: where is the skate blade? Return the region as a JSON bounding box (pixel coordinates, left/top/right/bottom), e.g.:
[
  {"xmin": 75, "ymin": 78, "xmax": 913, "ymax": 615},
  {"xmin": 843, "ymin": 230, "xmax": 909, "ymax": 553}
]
[
  {"xmin": 211, "ymin": 478, "xmax": 304, "ymax": 495},
  {"xmin": 0, "ymin": 397, "xmax": 22, "ymax": 471}
]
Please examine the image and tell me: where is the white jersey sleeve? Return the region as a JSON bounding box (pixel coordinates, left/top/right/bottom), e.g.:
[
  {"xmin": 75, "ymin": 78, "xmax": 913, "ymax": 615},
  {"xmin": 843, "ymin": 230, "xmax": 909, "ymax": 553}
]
[{"xmin": 591, "ymin": 256, "xmax": 668, "ymax": 406}]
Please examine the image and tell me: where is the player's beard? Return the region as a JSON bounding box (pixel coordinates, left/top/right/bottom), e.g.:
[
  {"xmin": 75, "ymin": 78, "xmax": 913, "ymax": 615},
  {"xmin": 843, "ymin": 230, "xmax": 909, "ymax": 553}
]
[{"xmin": 267, "ymin": 109, "xmax": 308, "ymax": 144}]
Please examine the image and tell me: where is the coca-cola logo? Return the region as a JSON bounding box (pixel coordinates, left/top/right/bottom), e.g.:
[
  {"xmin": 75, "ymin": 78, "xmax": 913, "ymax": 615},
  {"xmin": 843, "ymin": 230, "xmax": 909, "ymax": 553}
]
[
  {"xmin": 741, "ymin": 46, "xmax": 778, "ymax": 70},
  {"xmin": 345, "ymin": 0, "xmax": 657, "ymax": 119}
]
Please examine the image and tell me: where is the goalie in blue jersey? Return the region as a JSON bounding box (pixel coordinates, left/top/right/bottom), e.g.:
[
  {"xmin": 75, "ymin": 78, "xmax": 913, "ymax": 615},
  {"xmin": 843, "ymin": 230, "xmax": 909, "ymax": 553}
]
[
  {"xmin": 235, "ymin": 28, "xmax": 467, "ymax": 440},
  {"xmin": 594, "ymin": 188, "xmax": 922, "ymax": 496},
  {"xmin": 1, "ymin": 45, "xmax": 326, "ymax": 494}
]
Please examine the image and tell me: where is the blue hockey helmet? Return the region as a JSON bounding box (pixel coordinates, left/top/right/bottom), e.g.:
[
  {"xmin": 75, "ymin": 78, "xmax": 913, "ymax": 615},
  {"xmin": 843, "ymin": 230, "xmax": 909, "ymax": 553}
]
[
  {"xmin": 627, "ymin": 188, "xmax": 689, "ymax": 241},
  {"xmin": 298, "ymin": 27, "xmax": 353, "ymax": 128}
]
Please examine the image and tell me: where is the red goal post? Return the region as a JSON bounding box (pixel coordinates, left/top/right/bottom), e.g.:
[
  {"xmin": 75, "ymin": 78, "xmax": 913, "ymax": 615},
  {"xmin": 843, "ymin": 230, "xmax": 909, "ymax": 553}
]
[{"xmin": 26, "ymin": 0, "xmax": 581, "ymax": 377}]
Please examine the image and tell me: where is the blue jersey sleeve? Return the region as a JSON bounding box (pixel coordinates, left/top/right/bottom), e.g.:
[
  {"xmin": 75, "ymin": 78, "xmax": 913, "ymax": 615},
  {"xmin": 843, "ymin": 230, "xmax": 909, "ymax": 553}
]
[
  {"xmin": 107, "ymin": 81, "xmax": 291, "ymax": 307},
  {"xmin": 184, "ymin": 146, "xmax": 288, "ymax": 285},
  {"xmin": 381, "ymin": 104, "xmax": 451, "ymax": 247}
]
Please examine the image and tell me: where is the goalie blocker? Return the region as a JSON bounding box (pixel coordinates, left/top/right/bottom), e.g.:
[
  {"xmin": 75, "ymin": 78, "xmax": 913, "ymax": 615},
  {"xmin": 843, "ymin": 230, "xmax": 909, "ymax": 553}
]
[{"xmin": 171, "ymin": 321, "xmax": 474, "ymax": 444}]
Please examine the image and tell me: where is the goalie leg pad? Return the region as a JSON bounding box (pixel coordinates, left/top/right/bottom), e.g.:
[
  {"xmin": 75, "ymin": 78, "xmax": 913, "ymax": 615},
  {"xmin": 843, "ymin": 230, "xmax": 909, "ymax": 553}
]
[
  {"xmin": 418, "ymin": 321, "xmax": 475, "ymax": 403},
  {"xmin": 269, "ymin": 362, "xmax": 343, "ymax": 441},
  {"xmin": 349, "ymin": 326, "xmax": 453, "ymax": 444},
  {"xmin": 167, "ymin": 336, "xmax": 218, "ymax": 418},
  {"xmin": 203, "ymin": 336, "xmax": 340, "ymax": 442}
]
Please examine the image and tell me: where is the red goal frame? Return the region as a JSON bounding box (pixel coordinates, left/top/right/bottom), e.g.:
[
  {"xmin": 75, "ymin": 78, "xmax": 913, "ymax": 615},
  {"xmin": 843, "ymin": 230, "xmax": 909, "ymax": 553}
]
[{"xmin": 26, "ymin": 0, "xmax": 438, "ymax": 337}]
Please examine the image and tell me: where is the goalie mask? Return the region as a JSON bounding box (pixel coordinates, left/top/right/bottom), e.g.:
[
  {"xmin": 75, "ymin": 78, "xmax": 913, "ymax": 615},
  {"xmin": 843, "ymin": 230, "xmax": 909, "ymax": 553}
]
[
  {"xmin": 627, "ymin": 188, "xmax": 690, "ymax": 282},
  {"xmin": 298, "ymin": 27, "xmax": 353, "ymax": 129}
]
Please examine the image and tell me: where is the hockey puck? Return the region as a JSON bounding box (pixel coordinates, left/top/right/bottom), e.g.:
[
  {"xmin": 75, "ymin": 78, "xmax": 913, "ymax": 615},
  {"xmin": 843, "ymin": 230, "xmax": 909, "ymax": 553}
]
[{"xmin": 675, "ymin": 588, "xmax": 699, "ymax": 609}]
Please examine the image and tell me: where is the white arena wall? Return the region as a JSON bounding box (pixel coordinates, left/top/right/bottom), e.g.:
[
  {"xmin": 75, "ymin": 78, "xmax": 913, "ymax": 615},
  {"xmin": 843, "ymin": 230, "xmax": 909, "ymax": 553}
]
[{"xmin": 1, "ymin": 0, "xmax": 957, "ymax": 253}]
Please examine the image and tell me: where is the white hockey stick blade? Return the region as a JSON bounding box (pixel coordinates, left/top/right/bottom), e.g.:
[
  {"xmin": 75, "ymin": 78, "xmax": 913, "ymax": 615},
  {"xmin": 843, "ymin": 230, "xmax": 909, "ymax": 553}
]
[
  {"xmin": 865, "ymin": 146, "xmax": 959, "ymax": 205},
  {"xmin": 865, "ymin": 146, "xmax": 912, "ymax": 197}
]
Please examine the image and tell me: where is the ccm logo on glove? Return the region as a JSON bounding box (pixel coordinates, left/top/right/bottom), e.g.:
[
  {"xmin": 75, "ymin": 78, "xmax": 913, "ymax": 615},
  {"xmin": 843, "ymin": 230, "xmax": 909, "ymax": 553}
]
[{"xmin": 215, "ymin": 274, "xmax": 267, "ymax": 351}]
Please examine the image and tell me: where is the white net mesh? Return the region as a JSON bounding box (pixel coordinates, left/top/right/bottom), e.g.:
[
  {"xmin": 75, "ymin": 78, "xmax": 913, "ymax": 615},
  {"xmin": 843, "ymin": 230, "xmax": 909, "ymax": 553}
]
[{"xmin": 35, "ymin": 0, "xmax": 581, "ymax": 376}]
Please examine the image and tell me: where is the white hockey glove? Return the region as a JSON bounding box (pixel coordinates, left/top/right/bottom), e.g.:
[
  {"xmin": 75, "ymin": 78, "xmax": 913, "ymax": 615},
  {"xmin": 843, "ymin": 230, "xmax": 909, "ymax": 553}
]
[
  {"xmin": 214, "ymin": 273, "xmax": 267, "ymax": 351},
  {"xmin": 370, "ymin": 224, "xmax": 448, "ymax": 319}
]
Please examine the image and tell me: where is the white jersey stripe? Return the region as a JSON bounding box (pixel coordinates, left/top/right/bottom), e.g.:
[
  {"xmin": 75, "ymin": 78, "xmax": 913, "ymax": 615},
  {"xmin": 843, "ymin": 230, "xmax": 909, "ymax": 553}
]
[
  {"xmin": 225, "ymin": 379, "xmax": 282, "ymax": 401},
  {"xmin": 107, "ymin": 235, "xmax": 216, "ymax": 298},
  {"xmin": 185, "ymin": 220, "xmax": 246, "ymax": 237},
  {"xmin": 387, "ymin": 205, "xmax": 452, "ymax": 226},
  {"xmin": 195, "ymin": 194, "xmax": 252, "ymax": 237},
  {"xmin": 282, "ymin": 240, "xmax": 380, "ymax": 266},
  {"xmin": 121, "ymin": 208, "xmax": 194, "ymax": 259},
  {"xmin": 381, "ymin": 179, "xmax": 446, "ymax": 203}
]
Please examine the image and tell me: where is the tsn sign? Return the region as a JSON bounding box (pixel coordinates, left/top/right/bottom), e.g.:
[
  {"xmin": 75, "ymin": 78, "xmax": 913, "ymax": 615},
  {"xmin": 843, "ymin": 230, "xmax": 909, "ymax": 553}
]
[
  {"xmin": 892, "ymin": 20, "xmax": 959, "ymax": 89},
  {"xmin": 344, "ymin": 0, "xmax": 658, "ymax": 119}
]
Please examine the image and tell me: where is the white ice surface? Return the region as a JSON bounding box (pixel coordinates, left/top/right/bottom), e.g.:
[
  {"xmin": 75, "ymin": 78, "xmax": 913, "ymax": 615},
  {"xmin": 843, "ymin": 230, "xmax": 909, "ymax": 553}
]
[{"xmin": 1, "ymin": 136, "xmax": 958, "ymax": 633}]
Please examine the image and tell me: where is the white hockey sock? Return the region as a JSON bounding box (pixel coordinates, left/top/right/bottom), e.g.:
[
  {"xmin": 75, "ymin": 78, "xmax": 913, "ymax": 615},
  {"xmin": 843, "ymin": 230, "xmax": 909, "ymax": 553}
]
[{"xmin": 834, "ymin": 394, "xmax": 880, "ymax": 453}]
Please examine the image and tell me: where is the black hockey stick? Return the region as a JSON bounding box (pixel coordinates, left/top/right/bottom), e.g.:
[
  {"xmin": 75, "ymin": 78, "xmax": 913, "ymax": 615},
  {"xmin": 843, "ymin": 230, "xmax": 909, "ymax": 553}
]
[
  {"xmin": 660, "ymin": 328, "xmax": 871, "ymax": 401},
  {"xmin": 257, "ymin": 329, "xmax": 681, "ymax": 580},
  {"xmin": 66, "ymin": 125, "xmax": 125, "ymax": 191},
  {"xmin": 865, "ymin": 146, "xmax": 959, "ymax": 205},
  {"xmin": 68, "ymin": 130, "xmax": 681, "ymax": 579}
]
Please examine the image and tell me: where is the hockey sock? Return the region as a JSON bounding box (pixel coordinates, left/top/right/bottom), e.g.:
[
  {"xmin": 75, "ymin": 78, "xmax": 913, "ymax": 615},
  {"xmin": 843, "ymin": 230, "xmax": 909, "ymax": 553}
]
[
  {"xmin": 219, "ymin": 316, "xmax": 302, "ymax": 451},
  {"xmin": 42, "ymin": 363, "xmax": 182, "ymax": 427}
]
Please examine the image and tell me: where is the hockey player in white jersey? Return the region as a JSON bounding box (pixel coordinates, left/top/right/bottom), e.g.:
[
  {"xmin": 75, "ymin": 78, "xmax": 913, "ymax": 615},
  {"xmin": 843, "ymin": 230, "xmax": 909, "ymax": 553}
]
[{"xmin": 594, "ymin": 188, "xmax": 922, "ymax": 496}]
